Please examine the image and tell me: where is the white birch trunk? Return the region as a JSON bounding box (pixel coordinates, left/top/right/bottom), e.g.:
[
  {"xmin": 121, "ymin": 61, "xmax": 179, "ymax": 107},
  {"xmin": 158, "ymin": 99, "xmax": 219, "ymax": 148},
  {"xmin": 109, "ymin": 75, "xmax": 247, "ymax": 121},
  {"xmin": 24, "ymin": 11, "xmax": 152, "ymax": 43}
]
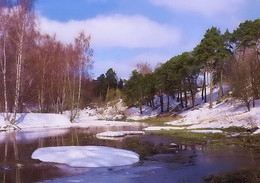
[
  {"xmin": 12, "ymin": 25, "xmax": 24, "ymax": 124},
  {"xmin": 2, "ymin": 34, "xmax": 8, "ymax": 115}
]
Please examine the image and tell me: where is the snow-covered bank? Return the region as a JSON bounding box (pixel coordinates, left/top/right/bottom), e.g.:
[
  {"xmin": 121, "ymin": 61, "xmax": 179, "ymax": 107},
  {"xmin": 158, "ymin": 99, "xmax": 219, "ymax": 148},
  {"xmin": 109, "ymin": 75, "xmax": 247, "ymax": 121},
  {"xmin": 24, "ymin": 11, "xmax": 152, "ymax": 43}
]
[
  {"xmin": 32, "ymin": 146, "xmax": 139, "ymax": 167},
  {"xmin": 166, "ymin": 99, "xmax": 260, "ymax": 130},
  {"xmin": 0, "ymin": 112, "xmax": 144, "ymax": 131}
]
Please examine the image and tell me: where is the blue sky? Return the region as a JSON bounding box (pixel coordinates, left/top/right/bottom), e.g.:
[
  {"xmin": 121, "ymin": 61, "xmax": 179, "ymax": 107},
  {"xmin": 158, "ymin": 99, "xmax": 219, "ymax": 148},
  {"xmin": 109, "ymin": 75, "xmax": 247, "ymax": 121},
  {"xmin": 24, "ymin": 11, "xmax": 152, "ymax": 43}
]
[{"xmin": 35, "ymin": 0, "xmax": 260, "ymax": 79}]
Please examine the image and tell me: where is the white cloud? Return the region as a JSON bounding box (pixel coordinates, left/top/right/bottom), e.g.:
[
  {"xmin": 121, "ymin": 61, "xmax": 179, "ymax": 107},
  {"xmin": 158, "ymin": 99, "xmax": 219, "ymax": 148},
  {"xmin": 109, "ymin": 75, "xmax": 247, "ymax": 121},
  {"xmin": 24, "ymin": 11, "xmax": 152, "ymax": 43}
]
[
  {"xmin": 38, "ymin": 14, "xmax": 181, "ymax": 49},
  {"xmin": 150, "ymin": 0, "xmax": 246, "ymax": 17}
]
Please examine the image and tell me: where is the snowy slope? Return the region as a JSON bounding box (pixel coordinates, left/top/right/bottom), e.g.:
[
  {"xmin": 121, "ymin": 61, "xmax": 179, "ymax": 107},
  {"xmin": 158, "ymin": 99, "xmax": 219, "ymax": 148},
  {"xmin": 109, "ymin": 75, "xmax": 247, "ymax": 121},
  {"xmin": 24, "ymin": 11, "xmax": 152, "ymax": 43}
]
[{"xmin": 166, "ymin": 99, "xmax": 260, "ymax": 129}]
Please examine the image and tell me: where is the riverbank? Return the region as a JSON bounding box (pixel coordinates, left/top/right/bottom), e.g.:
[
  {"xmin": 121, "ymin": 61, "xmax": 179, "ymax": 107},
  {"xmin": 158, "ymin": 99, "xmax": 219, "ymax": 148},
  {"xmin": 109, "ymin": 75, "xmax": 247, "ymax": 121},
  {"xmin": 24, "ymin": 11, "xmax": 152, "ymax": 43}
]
[
  {"xmin": 1, "ymin": 96, "xmax": 259, "ymax": 134},
  {"xmin": 0, "ymin": 113, "xmax": 143, "ymax": 131}
]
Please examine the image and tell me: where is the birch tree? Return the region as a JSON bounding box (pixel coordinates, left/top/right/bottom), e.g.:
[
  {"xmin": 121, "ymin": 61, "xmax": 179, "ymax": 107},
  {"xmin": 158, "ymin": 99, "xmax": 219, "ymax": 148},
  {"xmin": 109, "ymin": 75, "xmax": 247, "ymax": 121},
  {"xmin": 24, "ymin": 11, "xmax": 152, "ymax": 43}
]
[
  {"xmin": 9, "ymin": 4, "xmax": 35, "ymax": 123},
  {"xmin": 0, "ymin": 11, "xmax": 8, "ymax": 116},
  {"xmin": 70, "ymin": 32, "xmax": 92, "ymax": 121}
]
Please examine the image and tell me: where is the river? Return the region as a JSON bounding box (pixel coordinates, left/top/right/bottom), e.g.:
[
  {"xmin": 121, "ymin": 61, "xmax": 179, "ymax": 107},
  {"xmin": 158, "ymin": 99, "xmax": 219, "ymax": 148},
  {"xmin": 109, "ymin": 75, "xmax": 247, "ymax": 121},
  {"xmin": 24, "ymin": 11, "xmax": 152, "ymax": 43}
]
[{"xmin": 0, "ymin": 126, "xmax": 258, "ymax": 183}]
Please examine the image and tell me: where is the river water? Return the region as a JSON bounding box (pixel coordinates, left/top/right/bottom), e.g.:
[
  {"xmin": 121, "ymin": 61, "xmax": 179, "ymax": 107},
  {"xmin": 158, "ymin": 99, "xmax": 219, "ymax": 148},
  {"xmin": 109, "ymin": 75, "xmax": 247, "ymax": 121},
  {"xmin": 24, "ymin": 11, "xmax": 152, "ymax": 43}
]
[{"xmin": 0, "ymin": 126, "xmax": 258, "ymax": 183}]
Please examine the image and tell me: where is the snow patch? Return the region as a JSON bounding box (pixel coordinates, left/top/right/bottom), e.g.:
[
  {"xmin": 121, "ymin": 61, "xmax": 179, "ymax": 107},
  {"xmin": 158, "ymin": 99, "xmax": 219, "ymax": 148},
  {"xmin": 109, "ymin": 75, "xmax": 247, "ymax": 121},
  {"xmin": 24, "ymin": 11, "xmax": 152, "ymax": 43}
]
[
  {"xmin": 96, "ymin": 131, "xmax": 144, "ymax": 137},
  {"xmin": 31, "ymin": 146, "xmax": 139, "ymax": 167},
  {"xmin": 143, "ymin": 126, "xmax": 184, "ymax": 131},
  {"xmin": 0, "ymin": 112, "xmax": 144, "ymax": 131},
  {"xmin": 166, "ymin": 99, "xmax": 260, "ymax": 129},
  {"xmin": 190, "ymin": 130, "xmax": 223, "ymax": 133},
  {"xmin": 252, "ymin": 129, "xmax": 260, "ymax": 135}
]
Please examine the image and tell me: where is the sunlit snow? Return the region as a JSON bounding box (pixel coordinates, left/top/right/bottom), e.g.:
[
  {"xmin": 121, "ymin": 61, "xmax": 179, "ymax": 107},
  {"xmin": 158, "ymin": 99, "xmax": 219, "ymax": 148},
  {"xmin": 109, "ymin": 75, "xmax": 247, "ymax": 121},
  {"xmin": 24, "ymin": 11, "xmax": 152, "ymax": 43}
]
[
  {"xmin": 32, "ymin": 146, "xmax": 139, "ymax": 167},
  {"xmin": 143, "ymin": 126, "xmax": 185, "ymax": 131},
  {"xmin": 96, "ymin": 131, "xmax": 144, "ymax": 137},
  {"xmin": 190, "ymin": 130, "xmax": 222, "ymax": 133}
]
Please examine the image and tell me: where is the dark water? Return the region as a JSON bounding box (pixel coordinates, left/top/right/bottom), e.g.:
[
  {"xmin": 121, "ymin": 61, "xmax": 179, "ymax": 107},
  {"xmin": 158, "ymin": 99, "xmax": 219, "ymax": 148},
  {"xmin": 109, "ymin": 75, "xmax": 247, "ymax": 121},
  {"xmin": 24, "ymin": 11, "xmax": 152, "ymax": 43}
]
[{"xmin": 0, "ymin": 126, "xmax": 258, "ymax": 183}]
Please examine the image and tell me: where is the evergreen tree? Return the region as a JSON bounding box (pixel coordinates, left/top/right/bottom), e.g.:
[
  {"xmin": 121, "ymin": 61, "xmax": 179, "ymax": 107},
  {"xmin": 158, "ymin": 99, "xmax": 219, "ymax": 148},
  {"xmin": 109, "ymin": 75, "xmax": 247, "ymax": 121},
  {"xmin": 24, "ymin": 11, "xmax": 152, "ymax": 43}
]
[
  {"xmin": 123, "ymin": 70, "xmax": 144, "ymax": 114},
  {"xmin": 194, "ymin": 27, "xmax": 226, "ymax": 108}
]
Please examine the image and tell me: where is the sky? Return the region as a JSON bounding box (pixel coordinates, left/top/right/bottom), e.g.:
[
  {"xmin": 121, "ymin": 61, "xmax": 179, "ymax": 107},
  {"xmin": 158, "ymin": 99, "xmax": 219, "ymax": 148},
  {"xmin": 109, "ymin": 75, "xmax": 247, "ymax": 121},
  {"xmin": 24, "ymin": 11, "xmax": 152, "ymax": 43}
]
[{"xmin": 35, "ymin": 0, "xmax": 260, "ymax": 79}]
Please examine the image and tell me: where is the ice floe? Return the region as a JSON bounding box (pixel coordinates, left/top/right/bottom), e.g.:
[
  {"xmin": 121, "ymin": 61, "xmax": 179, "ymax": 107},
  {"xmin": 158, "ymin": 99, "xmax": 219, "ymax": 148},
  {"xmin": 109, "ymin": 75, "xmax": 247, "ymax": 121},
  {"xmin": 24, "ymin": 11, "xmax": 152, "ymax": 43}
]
[{"xmin": 32, "ymin": 146, "xmax": 139, "ymax": 167}]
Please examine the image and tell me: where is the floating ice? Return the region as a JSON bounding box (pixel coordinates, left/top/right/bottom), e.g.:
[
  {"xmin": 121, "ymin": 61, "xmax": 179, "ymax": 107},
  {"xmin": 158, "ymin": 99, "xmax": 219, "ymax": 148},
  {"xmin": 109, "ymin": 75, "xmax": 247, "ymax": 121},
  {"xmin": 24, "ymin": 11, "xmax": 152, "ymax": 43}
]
[{"xmin": 32, "ymin": 146, "xmax": 139, "ymax": 168}]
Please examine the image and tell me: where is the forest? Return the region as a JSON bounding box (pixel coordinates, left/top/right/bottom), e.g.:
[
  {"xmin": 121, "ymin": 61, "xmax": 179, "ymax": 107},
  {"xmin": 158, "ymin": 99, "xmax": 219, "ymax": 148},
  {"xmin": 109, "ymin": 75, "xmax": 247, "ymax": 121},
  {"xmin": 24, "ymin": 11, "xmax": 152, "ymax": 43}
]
[
  {"xmin": 0, "ymin": 0, "xmax": 93, "ymax": 122},
  {"xmin": 96, "ymin": 19, "xmax": 260, "ymax": 114},
  {"xmin": 0, "ymin": 0, "xmax": 259, "ymax": 122}
]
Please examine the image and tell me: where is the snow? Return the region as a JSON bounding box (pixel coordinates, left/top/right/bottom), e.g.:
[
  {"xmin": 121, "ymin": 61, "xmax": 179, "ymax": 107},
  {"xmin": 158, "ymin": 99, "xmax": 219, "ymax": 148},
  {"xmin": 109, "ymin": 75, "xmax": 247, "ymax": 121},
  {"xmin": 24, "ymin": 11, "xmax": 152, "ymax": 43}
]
[
  {"xmin": 1, "ymin": 86, "xmax": 260, "ymax": 134},
  {"xmin": 143, "ymin": 126, "xmax": 185, "ymax": 131},
  {"xmin": 143, "ymin": 127, "xmax": 222, "ymax": 133},
  {"xmin": 31, "ymin": 146, "xmax": 139, "ymax": 168},
  {"xmin": 15, "ymin": 113, "xmax": 72, "ymax": 128},
  {"xmin": 252, "ymin": 129, "xmax": 260, "ymax": 135},
  {"xmin": 73, "ymin": 99, "xmax": 127, "ymax": 121},
  {"xmin": 166, "ymin": 99, "xmax": 260, "ymax": 130},
  {"xmin": 190, "ymin": 130, "xmax": 223, "ymax": 133},
  {"xmin": 124, "ymin": 96, "xmax": 180, "ymax": 121},
  {"xmin": 0, "ymin": 128, "xmax": 69, "ymax": 143},
  {"xmin": 96, "ymin": 131, "xmax": 144, "ymax": 137},
  {"xmin": 96, "ymin": 131, "xmax": 144, "ymax": 140},
  {"xmin": 0, "ymin": 112, "xmax": 143, "ymax": 131}
]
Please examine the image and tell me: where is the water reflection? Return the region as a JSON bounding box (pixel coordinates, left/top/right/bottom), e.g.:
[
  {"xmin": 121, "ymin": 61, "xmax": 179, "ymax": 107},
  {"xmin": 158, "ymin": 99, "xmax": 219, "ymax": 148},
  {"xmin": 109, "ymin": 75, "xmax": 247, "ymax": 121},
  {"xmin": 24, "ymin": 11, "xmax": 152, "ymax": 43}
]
[
  {"xmin": 0, "ymin": 125, "xmax": 146, "ymax": 183},
  {"xmin": 0, "ymin": 125, "xmax": 258, "ymax": 183}
]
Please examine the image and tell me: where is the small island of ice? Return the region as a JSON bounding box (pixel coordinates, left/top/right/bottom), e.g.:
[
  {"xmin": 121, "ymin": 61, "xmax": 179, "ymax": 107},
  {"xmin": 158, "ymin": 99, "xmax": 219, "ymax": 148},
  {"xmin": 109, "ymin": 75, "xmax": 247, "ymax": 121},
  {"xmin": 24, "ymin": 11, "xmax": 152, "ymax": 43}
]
[{"xmin": 31, "ymin": 146, "xmax": 139, "ymax": 168}]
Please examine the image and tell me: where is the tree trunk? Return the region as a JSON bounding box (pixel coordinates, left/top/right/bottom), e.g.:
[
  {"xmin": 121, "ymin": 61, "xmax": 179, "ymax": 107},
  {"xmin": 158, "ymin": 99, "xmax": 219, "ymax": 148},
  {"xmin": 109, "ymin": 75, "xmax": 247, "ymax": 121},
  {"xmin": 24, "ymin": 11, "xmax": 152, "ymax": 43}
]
[
  {"xmin": 191, "ymin": 89, "xmax": 195, "ymax": 107},
  {"xmin": 204, "ymin": 71, "xmax": 207, "ymax": 103},
  {"xmin": 38, "ymin": 67, "xmax": 45, "ymax": 113},
  {"xmin": 60, "ymin": 80, "xmax": 66, "ymax": 114},
  {"xmin": 188, "ymin": 78, "xmax": 195, "ymax": 107},
  {"xmin": 172, "ymin": 93, "xmax": 175, "ymax": 100},
  {"xmin": 2, "ymin": 34, "xmax": 8, "ymax": 116},
  {"xmin": 70, "ymin": 72, "xmax": 77, "ymax": 121},
  {"xmin": 76, "ymin": 62, "xmax": 83, "ymax": 115},
  {"xmin": 160, "ymin": 94, "xmax": 164, "ymax": 113},
  {"xmin": 184, "ymin": 91, "xmax": 188, "ymax": 108},
  {"xmin": 209, "ymin": 61, "xmax": 213, "ymax": 108},
  {"xmin": 139, "ymin": 105, "xmax": 142, "ymax": 115},
  {"xmin": 106, "ymin": 84, "xmax": 110, "ymax": 101},
  {"xmin": 217, "ymin": 70, "xmax": 224, "ymax": 103},
  {"xmin": 167, "ymin": 95, "xmax": 170, "ymax": 112},
  {"xmin": 180, "ymin": 92, "xmax": 183, "ymax": 108},
  {"xmin": 12, "ymin": 25, "xmax": 25, "ymax": 124},
  {"xmin": 246, "ymin": 100, "xmax": 251, "ymax": 111}
]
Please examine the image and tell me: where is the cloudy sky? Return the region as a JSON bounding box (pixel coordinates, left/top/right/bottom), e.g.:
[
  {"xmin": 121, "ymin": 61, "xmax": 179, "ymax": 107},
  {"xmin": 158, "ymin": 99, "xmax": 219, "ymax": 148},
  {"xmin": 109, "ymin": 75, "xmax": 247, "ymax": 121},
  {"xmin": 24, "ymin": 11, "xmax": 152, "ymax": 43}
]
[{"xmin": 35, "ymin": 0, "xmax": 260, "ymax": 79}]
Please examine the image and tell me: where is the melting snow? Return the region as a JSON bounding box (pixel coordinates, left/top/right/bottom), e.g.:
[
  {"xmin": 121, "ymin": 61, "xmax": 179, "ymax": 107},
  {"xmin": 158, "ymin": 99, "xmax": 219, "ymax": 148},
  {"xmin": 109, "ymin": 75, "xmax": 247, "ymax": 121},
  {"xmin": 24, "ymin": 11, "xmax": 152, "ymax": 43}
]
[
  {"xmin": 96, "ymin": 131, "xmax": 145, "ymax": 140},
  {"xmin": 166, "ymin": 99, "xmax": 260, "ymax": 130},
  {"xmin": 143, "ymin": 126, "xmax": 185, "ymax": 131},
  {"xmin": 190, "ymin": 130, "xmax": 223, "ymax": 133},
  {"xmin": 32, "ymin": 146, "xmax": 139, "ymax": 168},
  {"xmin": 96, "ymin": 131, "xmax": 144, "ymax": 137}
]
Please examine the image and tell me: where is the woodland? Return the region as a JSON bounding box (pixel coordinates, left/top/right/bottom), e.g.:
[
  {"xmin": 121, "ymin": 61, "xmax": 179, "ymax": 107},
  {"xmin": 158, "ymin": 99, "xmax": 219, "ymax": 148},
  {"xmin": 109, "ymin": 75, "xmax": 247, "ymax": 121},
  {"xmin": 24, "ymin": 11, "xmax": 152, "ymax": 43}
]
[{"xmin": 0, "ymin": 0, "xmax": 259, "ymax": 122}]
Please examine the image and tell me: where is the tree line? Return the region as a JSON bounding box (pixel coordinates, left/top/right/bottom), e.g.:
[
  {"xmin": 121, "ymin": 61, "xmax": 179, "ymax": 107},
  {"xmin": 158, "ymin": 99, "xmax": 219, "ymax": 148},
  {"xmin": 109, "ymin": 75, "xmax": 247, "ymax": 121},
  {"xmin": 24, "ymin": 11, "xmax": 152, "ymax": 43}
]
[
  {"xmin": 123, "ymin": 19, "xmax": 259, "ymax": 113},
  {"xmin": 0, "ymin": 1, "xmax": 258, "ymax": 123},
  {"xmin": 0, "ymin": 0, "xmax": 93, "ymax": 122}
]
